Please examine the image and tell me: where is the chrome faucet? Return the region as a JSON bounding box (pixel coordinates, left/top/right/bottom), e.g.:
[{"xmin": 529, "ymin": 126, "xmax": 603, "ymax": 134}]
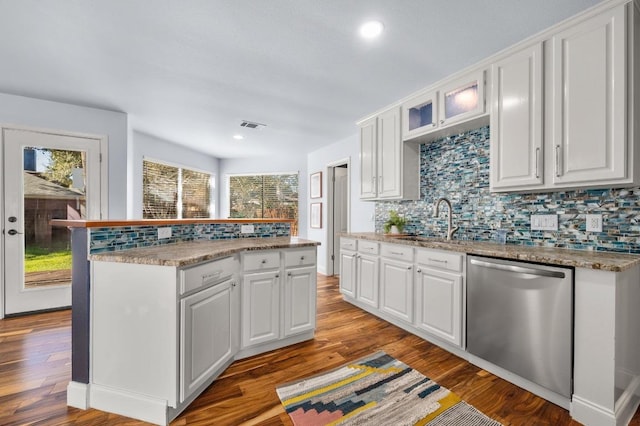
[{"xmin": 433, "ymin": 197, "xmax": 459, "ymax": 241}]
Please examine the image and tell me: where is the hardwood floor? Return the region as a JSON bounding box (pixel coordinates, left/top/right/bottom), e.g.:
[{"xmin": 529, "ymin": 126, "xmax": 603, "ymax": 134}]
[{"xmin": 1, "ymin": 274, "xmax": 639, "ymax": 425}]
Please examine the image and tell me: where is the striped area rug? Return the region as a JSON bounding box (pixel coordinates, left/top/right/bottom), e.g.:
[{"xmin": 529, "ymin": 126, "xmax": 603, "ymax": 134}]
[{"xmin": 276, "ymin": 351, "xmax": 502, "ymax": 426}]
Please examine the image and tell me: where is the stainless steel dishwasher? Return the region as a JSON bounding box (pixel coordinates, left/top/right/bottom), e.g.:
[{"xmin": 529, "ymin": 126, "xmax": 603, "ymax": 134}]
[{"xmin": 466, "ymin": 255, "xmax": 573, "ymax": 398}]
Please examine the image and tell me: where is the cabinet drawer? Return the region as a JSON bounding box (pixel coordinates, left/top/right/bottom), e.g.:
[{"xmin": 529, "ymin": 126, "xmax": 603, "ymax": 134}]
[
  {"xmin": 358, "ymin": 240, "xmax": 379, "ymax": 255},
  {"xmin": 416, "ymin": 249, "xmax": 463, "ymax": 272},
  {"xmin": 380, "ymin": 243, "xmax": 414, "ymax": 262},
  {"xmin": 340, "ymin": 238, "xmax": 357, "ymax": 251},
  {"xmin": 180, "ymin": 256, "xmax": 237, "ymax": 295},
  {"xmin": 284, "ymin": 248, "xmax": 316, "ymax": 268},
  {"xmin": 243, "ymin": 251, "xmax": 280, "ymax": 272}
]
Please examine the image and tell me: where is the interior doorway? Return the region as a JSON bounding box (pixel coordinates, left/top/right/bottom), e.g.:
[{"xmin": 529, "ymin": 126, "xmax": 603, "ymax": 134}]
[
  {"xmin": 326, "ymin": 159, "xmax": 349, "ymax": 276},
  {"xmin": 2, "ymin": 127, "xmax": 104, "ymax": 316}
]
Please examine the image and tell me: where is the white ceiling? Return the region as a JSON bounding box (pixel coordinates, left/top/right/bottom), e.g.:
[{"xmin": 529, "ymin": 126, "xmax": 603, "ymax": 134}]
[{"xmin": 0, "ymin": 0, "xmax": 603, "ymax": 159}]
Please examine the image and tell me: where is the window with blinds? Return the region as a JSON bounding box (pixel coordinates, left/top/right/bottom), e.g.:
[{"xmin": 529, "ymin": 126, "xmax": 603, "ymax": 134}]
[
  {"xmin": 142, "ymin": 160, "xmax": 211, "ymax": 219},
  {"xmin": 229, "ymin": 173, "xmax": 298, "ymax": 236}
]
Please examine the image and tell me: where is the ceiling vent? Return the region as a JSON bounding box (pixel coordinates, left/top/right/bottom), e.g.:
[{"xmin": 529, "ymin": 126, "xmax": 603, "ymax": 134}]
[{"xmin": 240, "ymin": 120, "xmax": 267, "ymax": 129}]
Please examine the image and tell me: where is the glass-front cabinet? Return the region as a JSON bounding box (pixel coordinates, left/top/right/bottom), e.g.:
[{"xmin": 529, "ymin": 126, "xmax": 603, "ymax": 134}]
[
  {"xmin": 402, "ymin": 90, "xmax": 438, "ymax": 140},
  {"xmin": 402, "ymin": 69, "xmax": 486, "ymax": 141}
]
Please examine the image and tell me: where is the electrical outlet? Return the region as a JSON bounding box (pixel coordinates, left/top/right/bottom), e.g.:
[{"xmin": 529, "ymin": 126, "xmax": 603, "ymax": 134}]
[
  {"xmin": 531, "ymin": 214, "xmax": 558, "ymax": 231},
  {"xmin": 158, "ymin": 227, "xmax": 172, "ymax": 239},
  {"xmin": 586, "ymin": 214, "xmax": 603, "ymax": 232},
  {"xmin": 241, "ymin": 224, "xmax": 255, "ymax": 234}
]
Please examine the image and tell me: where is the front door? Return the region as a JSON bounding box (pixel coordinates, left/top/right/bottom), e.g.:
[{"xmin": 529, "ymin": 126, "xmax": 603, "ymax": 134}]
[{"xmin": 3, "ymin": 128, "xmax": 102, "ymax": 315}]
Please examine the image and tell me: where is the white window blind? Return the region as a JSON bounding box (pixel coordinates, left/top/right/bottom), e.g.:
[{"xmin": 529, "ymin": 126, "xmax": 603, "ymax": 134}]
[
  {"xmin": 229, "ymin": 173, "xmax": 298, "ymax": 235},
  {"xmin": 143, "ymin": 160, "xmax": 211, "ymax": 219}
]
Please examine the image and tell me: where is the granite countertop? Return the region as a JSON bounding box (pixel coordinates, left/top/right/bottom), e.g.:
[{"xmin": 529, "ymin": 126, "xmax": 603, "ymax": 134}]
[
  {"xmin": 89, "ymin": 237, "xmax": 320, "ymax": 267},
  {"xmin": 342, "ymin": 232, "xmax": 640, "ymax": 272}
]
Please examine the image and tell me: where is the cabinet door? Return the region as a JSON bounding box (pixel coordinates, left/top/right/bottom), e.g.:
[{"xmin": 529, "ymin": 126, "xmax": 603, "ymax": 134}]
[
  {"xmin": 415, "ymin": 267, "xmax": 462, "ymax": 347},
  {"xmin": 438, "ymin": 70, "xmax": 485, "ymax": 126},
  {"xmin": 380, "ymin": 258, "xmax": 413, "ymax": 323},
  {"xmin": 377, "ymin": 107, "xmax": 403, "ymax": 199},
  {"xmin": 339, "ymin": 250, "xmax": 357, "ymax": 298},
  {"xmin": 180, "ymin": 279, "xmax": 236, "ymax": 403},
  {"xmin": 241, "ymin": 270, "xmax": 280, "ymax": 348},
  {"xmin": 356, "ymin": 254, "xmax": 379, "ymax": 308},
  {"xmin": 490, "ymin": 43, "xmax": 544, "ymax": 191},
  {"xmin": 284, "ymin": 266, "xmax": 317, "ymax": 337},
  {"xmin": 402, "ymin": 90, "xmax": 438, "ymax": 140},
  {"xmin": 359, "ymin": 116, "xmax": 378, "ymax": 199},
  {"xmin": 552, "ymin": 5, "xmax": 627, "ymax": 185}
]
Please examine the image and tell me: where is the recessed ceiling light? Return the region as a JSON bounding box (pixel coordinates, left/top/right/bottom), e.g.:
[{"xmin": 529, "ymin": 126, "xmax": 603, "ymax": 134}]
[
  {"xmin": 233, "ymin": 134, "xmax": 244, "ymax": 140},
  {"xmin": 359, "ymin": 20, "xmax": 384, "ymax": 39}
]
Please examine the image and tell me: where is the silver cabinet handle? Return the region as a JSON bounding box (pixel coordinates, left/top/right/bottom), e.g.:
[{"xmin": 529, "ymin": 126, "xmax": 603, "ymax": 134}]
[
  {"xmin": 390, "ymin": 251, "xmax": 405, "ymax": 256},
  {"xmin": 535, "ymin": 147, "xmax": 540, "ymax": 178},
  {"xmin": 428, "ymin": 258, "xmax": 448, "ymax": 264},
  {"xmin": 440, "ymin": 119, "xmax": 445, "ymax": 125},
  {"xmin": 202, "ymin": 271, "xmax": 222, "ymax": 281},
  {"xmin": 555, "ymin": 145, "xmax": 561, "ymax": 177}
]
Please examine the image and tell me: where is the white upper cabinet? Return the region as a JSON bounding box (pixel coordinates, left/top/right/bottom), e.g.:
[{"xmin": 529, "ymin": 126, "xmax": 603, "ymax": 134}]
[
  {"xmin": 490, "ymin": 43, "xmax": 544, "ymax": 191},
  {"xmin": 551, "ymin": 4, "xmax": 628, "ymax": 186},
  {"xmin": 401, "ymin": 70, "xmax": 486, "ymax": 142},
  {"xmin": 438, "ymin": 70, "xmax": 486, "ymax": 127},
  {"xmin": 490, "ymin": 2, "xmax": 638, "ymax": 193},
  {"xmin": 359, "ymin": 116, "xmax": 377, "ymax": 199},
  {"xmin": 402, "ymin": 90, "xmax": 438, "ymax": 140},
  {"xmin": 358, "ymin": 106, "xmax": 419, "ymax": 201}
]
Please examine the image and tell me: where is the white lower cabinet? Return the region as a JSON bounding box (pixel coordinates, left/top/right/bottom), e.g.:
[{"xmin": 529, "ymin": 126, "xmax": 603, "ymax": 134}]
[
  {"xmin": 241, "ymin": 270, "xmax": 280, "ymax": 348},
  {"xmin": 284, "ymin": 265, "xmax": 317, "ymax": 336},
  {"xmin": 241, "ymin": 248, "xmax": 317, "ymax": 349},
  {"xmin": 180, "ymin": 277, "xmax": 237, "ymax": 403},
  {"xmin": 415, "ymin": 248, "xmax": 464, "ymax": 348},
  {"xmin": 415, "ymin": 266, "xmax": 462, "ymax": 347},
  {"xmin": 380, "ymin": 243, "xmax": 415, "ymax": 324},
  {"xmin": 357, "ymin": 253, "xmax": 379, "ymax": 308},
  {"xmin": 89, "ymin": 244, "xmax": 317, "ymax": 426},
  {"xmin": 339, "ymin": 239, "xmax": 464, "ymax": 350}
]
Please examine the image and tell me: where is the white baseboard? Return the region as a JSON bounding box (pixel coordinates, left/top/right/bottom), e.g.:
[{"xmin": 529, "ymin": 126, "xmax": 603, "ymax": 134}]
[
  {"xmin": 571, "ymin": 395, "xmax": 617, "ymax": 426},
  {"xmin": 66, "ymin": 381, "xmax": 89, "ymax": 409},
  {"xmin": 90, "ymin": 384, "xmax": 168, "ymax": 426}
]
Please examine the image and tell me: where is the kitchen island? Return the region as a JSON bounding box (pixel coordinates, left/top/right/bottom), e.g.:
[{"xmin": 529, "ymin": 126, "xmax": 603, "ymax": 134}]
[
  {"xmin": 340, "ymin": 233, "xmax": 640, "ymax": 426},
  {"xmin": 52, "ymin": 219, "xmax": 317, "ymax": 425}
]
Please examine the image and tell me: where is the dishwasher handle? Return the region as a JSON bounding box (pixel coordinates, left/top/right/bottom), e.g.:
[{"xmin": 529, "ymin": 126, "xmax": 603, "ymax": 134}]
[{"xmin": 469, "ymin": 258, "xmax": 565, "ymax": 279}]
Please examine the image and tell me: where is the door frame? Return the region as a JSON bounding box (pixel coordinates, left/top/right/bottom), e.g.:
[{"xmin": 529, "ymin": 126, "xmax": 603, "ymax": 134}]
[
  {"xmin": 0, "ymin": 124, "xmax": 109, "ymax": 319},
  {"xmin": 325, "ymin": 157, "xmax": 350, "ymax": 276}
]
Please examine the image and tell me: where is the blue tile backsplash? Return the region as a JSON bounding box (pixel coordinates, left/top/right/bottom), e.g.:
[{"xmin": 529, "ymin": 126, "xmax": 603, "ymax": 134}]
[
  {"xmin": 375, "ymin": 126, "xmax": 640, "ymax": 253},
  {"xmin": 89, "ymin": 222, "xmax": 291, "ymax": 254}
]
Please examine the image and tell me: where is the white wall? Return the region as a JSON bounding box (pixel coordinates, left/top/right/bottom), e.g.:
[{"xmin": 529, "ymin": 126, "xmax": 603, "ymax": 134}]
[
  {"xmin": 0, "ymin": 92, "xmax": 129, "ymax": 216},
  {"xmin": 307, "ymin": 133, "xmax": 375, "ymax": 275},
  {"xmin": 219, "ymin": 153, "xmax": 308, "ymax": 237},
  {"xmin": 129, "ymin": 131, "xmax": 220, "ymax": 218}
]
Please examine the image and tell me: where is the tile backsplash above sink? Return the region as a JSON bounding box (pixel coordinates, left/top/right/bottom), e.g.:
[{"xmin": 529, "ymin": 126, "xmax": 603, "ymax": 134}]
[{"xmin": 375, "ymin": 126, "xmax": 640, "ymax": 254}]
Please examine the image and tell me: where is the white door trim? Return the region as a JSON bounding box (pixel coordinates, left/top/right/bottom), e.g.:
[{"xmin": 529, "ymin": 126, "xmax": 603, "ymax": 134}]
[
  {"xmin": 326, "ymin": 157, "xmax": 350, "ymax": 276},
  {"xmin": 0, "ymin": 124, "xmax": 109, "ymax": 319}
]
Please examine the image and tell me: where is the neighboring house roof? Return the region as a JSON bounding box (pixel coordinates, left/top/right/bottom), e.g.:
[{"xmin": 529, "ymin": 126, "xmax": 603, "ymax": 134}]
[{"xmin": 23, "ymin": 171, "xmax": 85, "ymax": 200}]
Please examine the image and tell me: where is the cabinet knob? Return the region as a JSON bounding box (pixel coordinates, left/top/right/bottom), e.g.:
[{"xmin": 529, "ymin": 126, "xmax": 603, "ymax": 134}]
[
  {"xmin": 416, "ymin": 268, "xmax": 422, "ymax": 273},
  {"xmin": 407, "ymin": 266, "xmax": 412, "ymax": 270},
  {"xmin": 231, "ymin": 281, "xmax": 237, "ymax": 287},
  {"xmin": 288, "ymin": 272, "xmax": 292, "ymax": 276},
  {"xmin": 300, "ymin": 256, "xmax": 305, "ymax": 260},
  {"xmin": 261, "ymin": 259, "xmax": 267, "ymax": 264},
  {"xmin": 275, "ymin": 274, "xmax": 280, "ymax": 278},
  {"xmin": 440, "ymin": 119, "xmax": 445, "ymax": 124}
]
